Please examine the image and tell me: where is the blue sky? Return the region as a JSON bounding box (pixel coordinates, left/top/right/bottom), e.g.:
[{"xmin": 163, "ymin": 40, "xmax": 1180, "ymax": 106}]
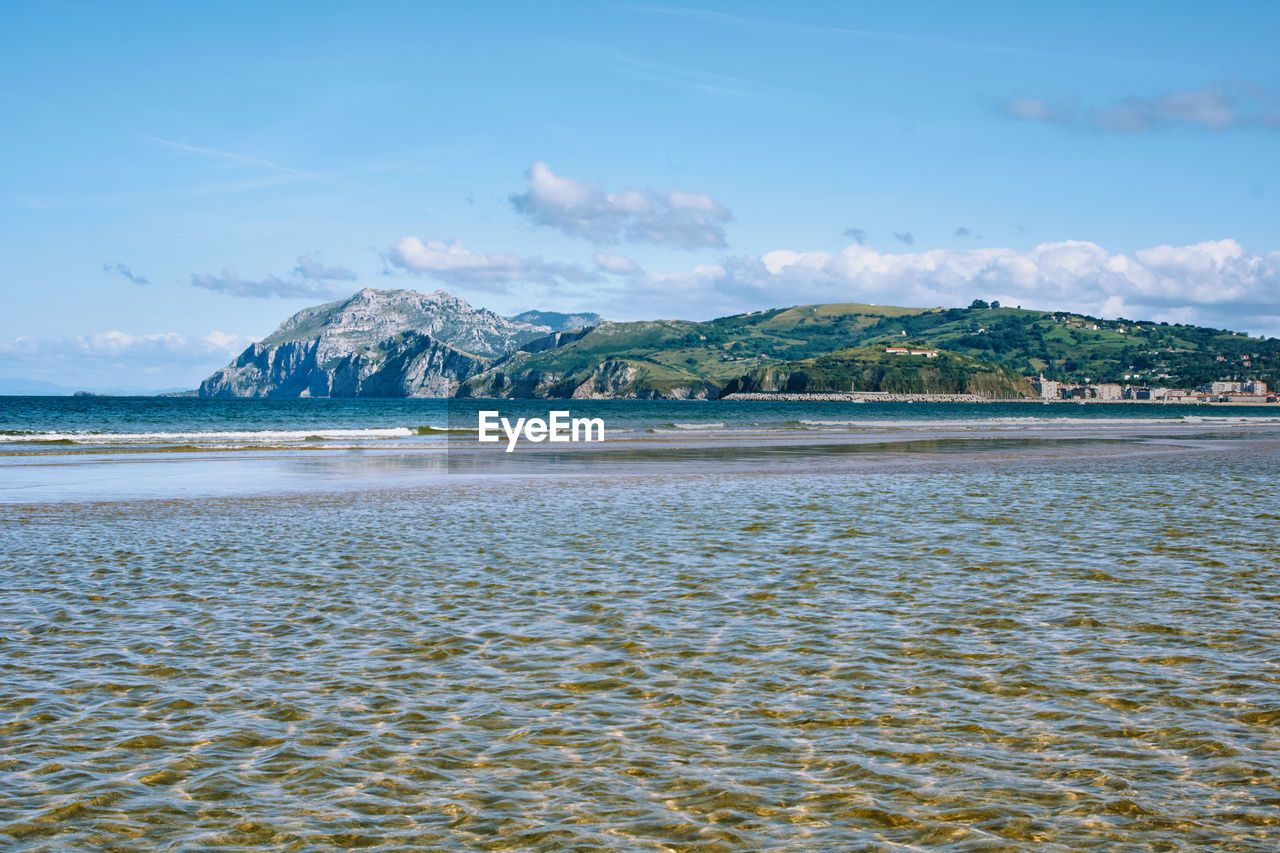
[{"xmin": 2, "ymin": 0, "xmax": 1278, "ymax": 389}]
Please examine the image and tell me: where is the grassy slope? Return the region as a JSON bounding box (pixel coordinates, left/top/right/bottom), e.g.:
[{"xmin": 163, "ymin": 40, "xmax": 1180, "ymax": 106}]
[
  {"xmin": 723, "ymin": 346, "xmax": 1035, "ymax": 397},
  {"xmin": 473, "ymin": 305, "xmax": 938, "ymax": 395},
  {"xmin": 472, "ymin": 303, "xmax": 1279, "ymax": 397},
  {"xmin": 861, "ymin": 307, "xmax": 1280, "ymax": 388}
]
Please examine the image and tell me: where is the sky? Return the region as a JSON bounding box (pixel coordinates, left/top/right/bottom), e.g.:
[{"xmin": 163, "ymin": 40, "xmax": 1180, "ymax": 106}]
[{"xmin": 1, "ymin": 0, "xmax": 1278, "ymax": 390}]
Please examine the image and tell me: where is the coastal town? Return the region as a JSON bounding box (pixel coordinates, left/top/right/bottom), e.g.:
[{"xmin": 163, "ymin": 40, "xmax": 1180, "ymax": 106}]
[
  {"xmin": 875, "ymin": 344, "xmax": 1279, "ymax": 403},
  {"xmin": 1029, "ymin": 376, "xmax": 1274, "ymax": 404}
]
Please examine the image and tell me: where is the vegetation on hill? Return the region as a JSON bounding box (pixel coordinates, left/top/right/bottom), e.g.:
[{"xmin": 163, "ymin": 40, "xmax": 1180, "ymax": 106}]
[
  {"xmin": 720, "ymin": 347, "xmax": 1035, "ymax": 397},
  {"xmin": 464, "ymin": 305, "xmax": 936, "ymax": 397},
  {"xmin": 466, "ymin": 300, "xmax": 1278, "ymax": 398},
  {"xmin": 847, "ymin": 301, "xmax": 1280, "ymax": 389},
  {"xmin": 203, "ymin": 287, "xmax": 1280, "ymax": 399}
]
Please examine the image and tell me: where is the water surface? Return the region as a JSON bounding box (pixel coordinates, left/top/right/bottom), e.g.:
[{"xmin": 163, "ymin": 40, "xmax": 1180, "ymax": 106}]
[{"xmin": 2, "ymin": 400, "xmax": 1278, "ymax": 850}]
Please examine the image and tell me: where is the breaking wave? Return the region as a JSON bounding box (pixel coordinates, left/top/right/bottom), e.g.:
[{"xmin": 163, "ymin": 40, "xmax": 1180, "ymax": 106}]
[{"xmin": 0, "ymin": 427, "xmax": 426, "ymax": 445}]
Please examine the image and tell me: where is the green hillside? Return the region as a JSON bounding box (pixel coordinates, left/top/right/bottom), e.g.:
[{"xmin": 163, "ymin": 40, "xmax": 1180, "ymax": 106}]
[
  {"xmin": 462, "ymin": 304, "xmax": 939, "ymax": 397},
  {"xmin": 462, "ymin": 300, "xmax": 1279, "ymax": 398},
  {"xmin": 722, "ymin": 346, "xmax": 1034, "ymax": 397},
  {"xmin": 841, "ymin": 303, "xmax": 1280, "ymax": 389}
]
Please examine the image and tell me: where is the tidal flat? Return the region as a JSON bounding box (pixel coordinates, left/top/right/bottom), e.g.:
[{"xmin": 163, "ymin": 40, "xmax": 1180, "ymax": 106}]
[{"xmin": 2, "ymin": 420, "xmax": 1279, "ymax": 851}]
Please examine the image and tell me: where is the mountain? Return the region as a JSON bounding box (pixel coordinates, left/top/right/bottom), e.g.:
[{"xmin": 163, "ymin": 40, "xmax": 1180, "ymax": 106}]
[
  {"xmin": 0, "ymin": 377, "xmax": 78, "ymax": 396},
  {"xmin": 507, "ymin": 310, "xmax": 603, "ymax": 332},
  {"xmin": 720, "ymin": 346, "xmax": 1035, "ymax": 398},
  {"xmin": 197, "ymin": 289, "xmax": 1280, "ymax": 399},
  {"xmin": 199, "ymin": 288, "xmax": 554, "ymax": 398},
  {"xmin": 0, "ymin": 377, "xmax": 192, "ymax": 396}
]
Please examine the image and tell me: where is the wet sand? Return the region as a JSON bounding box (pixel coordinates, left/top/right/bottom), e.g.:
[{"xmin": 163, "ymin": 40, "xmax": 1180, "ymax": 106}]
[{"xmin": 2, "ymin": 418, "xmax": 1279, "ymax": 505}]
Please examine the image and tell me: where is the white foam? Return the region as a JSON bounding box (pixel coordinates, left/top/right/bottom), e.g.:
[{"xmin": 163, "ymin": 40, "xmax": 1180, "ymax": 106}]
[{"xmin": 0, "ymin": 427, "xmax": 418, "ymax": 444}]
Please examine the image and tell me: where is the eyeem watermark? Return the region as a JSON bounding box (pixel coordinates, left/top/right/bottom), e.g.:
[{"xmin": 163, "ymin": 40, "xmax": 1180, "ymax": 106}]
[{"xmin": 477, "ymin": 410, "xmax": 605, "ymax": 452}]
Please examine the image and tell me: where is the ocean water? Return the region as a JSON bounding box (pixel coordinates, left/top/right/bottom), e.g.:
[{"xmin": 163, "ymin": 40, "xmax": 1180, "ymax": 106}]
[
  {"xmin": 3, "ymin": 396, "xmax": 1280, "ymax": 452},
  {"xmin": 2, "ymin": 397, "xmax": 1279, "ymax": 850}
]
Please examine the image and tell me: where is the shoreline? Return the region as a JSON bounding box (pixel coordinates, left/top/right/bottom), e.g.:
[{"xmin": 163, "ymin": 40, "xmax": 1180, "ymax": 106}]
[
  {"xmin": 4, "ymin": 422, "xmax": 1279, "ymax": 506},
  {"xmin": 719, "ymin": 392, "xmax": 1280, "ymax": 405}
]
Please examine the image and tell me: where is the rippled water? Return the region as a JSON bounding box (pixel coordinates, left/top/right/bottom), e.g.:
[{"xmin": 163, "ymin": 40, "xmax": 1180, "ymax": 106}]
[{"xmin": 2, "ymin": 433, "xmax": 1278, "ymax": 850}]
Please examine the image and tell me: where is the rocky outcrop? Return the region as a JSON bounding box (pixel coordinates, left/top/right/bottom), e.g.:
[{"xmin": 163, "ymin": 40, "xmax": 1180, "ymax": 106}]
[
  {"xmin": 515, "ymin": 328, "xmax": 592, "ymax": 355},
  {"xmin": 568, "ymin": 360, "xmax": 640, "ymax": 398},
  {"xmin": 201, "ymin": 339, "xmax": 325, "ymax": 398},
  {"xmin": 199, "ymin": 288, "xmax": 553, "ymax": 398}
]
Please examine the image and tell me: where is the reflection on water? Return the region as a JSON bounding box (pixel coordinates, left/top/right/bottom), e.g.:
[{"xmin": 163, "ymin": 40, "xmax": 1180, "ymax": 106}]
[
  {"xmin": 0, "ymin": 429, "xmax": 1253, "ymax": 505},
  {"xmin": 2, "ymin": 441, "xmax": 1279, "ymax": 850}
]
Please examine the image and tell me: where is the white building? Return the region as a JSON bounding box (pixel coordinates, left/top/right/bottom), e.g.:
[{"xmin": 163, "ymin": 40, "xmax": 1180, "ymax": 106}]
[{"xmin": 1034, "ymin": 376, "xmax": 1060, "ymax": 399}]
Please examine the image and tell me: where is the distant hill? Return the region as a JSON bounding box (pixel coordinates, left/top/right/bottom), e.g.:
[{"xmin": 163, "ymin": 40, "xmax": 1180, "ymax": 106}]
[
  {"xmin": 0, "ymin": 377, "xmax": 191, "ymax": 396},
  {"xmin": 0, "ymin": 377, "xmax": 77, "ymax": 396},
  {"xmin": 720, "ymin": 346, "xmax": 1035, "ymax": 398},
  {"xmin": 508, "ymin": 310, "xmax": 603, "ymax": 332},
  {"xmin": 832, "ymin": 304, "xmax": 1280, "ymax": 390}
]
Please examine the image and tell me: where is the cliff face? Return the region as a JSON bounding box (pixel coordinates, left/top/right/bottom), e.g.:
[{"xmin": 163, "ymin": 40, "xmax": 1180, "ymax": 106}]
[
  {"xmin": 200, "ymin": 333, "xmax": 493, "ymax": 398},
  {"xmin": 199, "ymin": 288, "xmax": 553, "ymax": 398}
]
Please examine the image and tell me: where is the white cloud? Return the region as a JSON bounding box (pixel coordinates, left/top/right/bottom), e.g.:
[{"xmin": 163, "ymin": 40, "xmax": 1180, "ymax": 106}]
[
  {"xmin": 0, "ymin": 330, "xmax": 253, "ymax": 360},
  {"xmin": 102, "ymin": 261, "xmax": 149, "ymax": 285},
  {"xmin": 0, "ymin": 330, "xmax": 256, "ymax": 390},
  {"xmin": 1150, "ymin": 88, "xmax": 1237, "ymax": 130},
  {"xmin": 593, "ymin": 252, "xmax": 641, "ymax": 275},
  {"xmin": 611, "ymin": 239, "xmax": 1280, "ymax": 335},
  {"xmin": 191, "ymin": 269, "xmax": 353, "ymax": 299},
  {"xmin": 1004, "ymin": 84, "xmax": 1280, "ymax": 133},
  {"xmin": 387, "ymin": 236, "xmax": 599, "ymax": 289},
  {"xmin": 293, "ymin": 254, "xmax": 357, "ymax": 281},
  {"xmin": 189, "ymin": 254, "xmax": 358, "ymax": 298},
  {"xmin": 510, "ymin": 161, "xmax": 732, "ymax": 249},
  {"xmin": 1004, "ymin": 97, "xmax": 1066, "ymax": 123}
]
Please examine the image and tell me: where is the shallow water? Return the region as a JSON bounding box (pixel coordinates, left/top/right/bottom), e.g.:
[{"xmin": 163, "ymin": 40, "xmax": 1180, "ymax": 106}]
[{"xmin": 2, "ymin": 434, "xmax": 1279, "ymax": 850}]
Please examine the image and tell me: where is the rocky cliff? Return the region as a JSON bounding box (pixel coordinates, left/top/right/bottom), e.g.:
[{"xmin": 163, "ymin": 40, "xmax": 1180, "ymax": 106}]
[{"xmin": 199, "ymin": 288, "xmax": 555, "ymax": 398}]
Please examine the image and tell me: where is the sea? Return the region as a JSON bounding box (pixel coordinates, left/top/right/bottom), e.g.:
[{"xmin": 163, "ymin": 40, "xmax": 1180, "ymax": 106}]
[{"xmin": 2, "ymin": 396, "xmax": 1278, "ymax": 850}]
